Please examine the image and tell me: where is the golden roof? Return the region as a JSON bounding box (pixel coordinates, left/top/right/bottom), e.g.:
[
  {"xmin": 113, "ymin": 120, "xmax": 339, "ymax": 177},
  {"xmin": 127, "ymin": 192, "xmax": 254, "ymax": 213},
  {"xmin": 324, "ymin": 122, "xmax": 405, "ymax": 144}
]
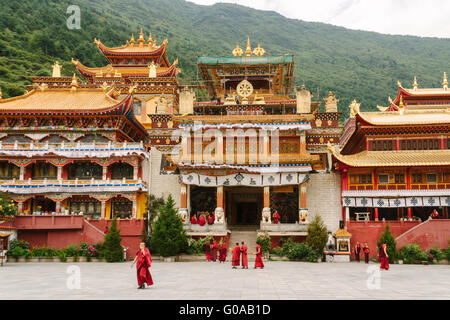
[
  {"xmin": 358, "ymin": 109, "xmax": 450, "ymax": 126},
  {"xmin": 333, "ymin": 228, "xmax": 352, "ymax": 238},
  {"xmin": 331, "ymin": 149, "xmax": 450, "ymax": 167},
  {"xmin": 0, "ymin": 87, "xmax": 121, "ymax": 112},
  {"xmin": 94, "ymin": 37, "xmax": 167, "ymax": 54}
]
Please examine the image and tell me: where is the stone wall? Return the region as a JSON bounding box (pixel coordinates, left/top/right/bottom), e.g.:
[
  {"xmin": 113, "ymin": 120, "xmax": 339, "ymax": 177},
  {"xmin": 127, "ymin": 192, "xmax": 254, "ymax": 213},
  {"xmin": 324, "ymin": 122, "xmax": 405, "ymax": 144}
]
[
  {"xmin": 307, "ymin": 172, "xmax": 341, "ymax": 232},
  {"xmin": 148, "ymin": 147, "xmax": 181, "ymax": 207}
]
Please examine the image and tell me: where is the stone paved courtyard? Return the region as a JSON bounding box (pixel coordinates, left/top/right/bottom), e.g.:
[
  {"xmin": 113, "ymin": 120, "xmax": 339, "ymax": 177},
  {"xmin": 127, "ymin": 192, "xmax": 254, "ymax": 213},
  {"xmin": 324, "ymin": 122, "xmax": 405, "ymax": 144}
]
[{"xmin": 1, "ymin": 261, "xmax": 449, "ymax": 300}]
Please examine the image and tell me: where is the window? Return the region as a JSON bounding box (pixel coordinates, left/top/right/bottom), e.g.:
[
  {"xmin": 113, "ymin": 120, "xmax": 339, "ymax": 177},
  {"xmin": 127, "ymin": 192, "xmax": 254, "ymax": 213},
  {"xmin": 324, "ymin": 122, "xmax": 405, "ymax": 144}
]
[
  {"xmin": 32, "ymin": 161, "xmax": 57, "ymax": 179},
  {"xmin": 133, "ymin": 100, "xmax": 142, "ymax": 115},
  {"xmin": 68, "ymin": 162, "xmax": 102, "ymax": 180},
  {"xmin": 0, "ymin": 161, "xmax": 19, "ymax": 179},
  {"xmin": 395, "ymin": 173, "xmax": 405, "ymax": 184},
  {"xmin": 427, "ymin": 173, "xmax": 437, "ymax": 183},
  {"xmin": 350, "ymin": 174, "xmax": 372, "ymax": 184},
  {"xmin": 412, "ymin": 173, "xmax": 422, "ymax": 183},
  {"xmin": 378, "ymin": 174, "xmax": 389, "ymax": 184}
]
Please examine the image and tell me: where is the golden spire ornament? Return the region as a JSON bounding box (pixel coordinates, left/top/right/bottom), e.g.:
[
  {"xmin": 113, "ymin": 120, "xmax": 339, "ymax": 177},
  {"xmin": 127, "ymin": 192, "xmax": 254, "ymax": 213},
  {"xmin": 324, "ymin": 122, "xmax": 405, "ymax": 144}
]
[
  {"xmin": 148, "ymin": 32, "xmax": 153, "ymax": 45},
  {"xmin": 130, "ymin": 33, "xmax": 135, "ymax": 45},
  {"xmin": 245, "ymin": 37, "xmax": 252, "ymax": 56},
  {"xmin": 413, "ymin": 76, "xmax": 418, "ymax": 90},
  {"xmin": 138, "ymin": 28, "xmax": 145, "ymax": 46},
  {"xmin": 443, "ymin": 72, "xmax": 448, "ymax": 90}
]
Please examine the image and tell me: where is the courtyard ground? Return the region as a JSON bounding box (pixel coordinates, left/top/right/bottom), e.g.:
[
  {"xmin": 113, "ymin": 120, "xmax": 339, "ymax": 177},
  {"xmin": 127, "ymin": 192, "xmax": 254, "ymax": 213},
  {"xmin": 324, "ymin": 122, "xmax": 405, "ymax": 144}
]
[{"xmin": 0, "ymin": 261, "xmax": 449, "ymax": 300}]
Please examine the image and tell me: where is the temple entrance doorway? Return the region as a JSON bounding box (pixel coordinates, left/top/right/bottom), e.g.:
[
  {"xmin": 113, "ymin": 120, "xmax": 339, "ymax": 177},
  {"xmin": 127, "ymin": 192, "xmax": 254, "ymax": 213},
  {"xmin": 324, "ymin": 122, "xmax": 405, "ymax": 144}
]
[{"xmin": 225, "ymin": 187, "xmax": 262, "ymax": 227}]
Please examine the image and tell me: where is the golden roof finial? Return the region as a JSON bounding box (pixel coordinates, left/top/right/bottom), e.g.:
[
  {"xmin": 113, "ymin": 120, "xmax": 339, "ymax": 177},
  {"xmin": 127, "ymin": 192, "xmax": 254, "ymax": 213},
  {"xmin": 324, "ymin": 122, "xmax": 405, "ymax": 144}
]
[
  {"xmin": 148, "ymin": 32, "xmax": 153, "ymax": 45},
  {"xmin": 232, "ymin": 44, "xmax": 243, "ymax": 56},
  {"xmin": 138, "ymin": 28, "xmax": 145, "ymax": 46},
  {"xmin": 0, "ymin": 87, "xmax": 2, "ymax": 99},
  {"xmin": 70, "ymin": 74, "xmax": 78, "ymax": 91},
  {"xmin": 245, "ymin": 36, "xmax": 252, "ymax": 56},
  {"xmin": 253, "ymin": 43, "xmax": 265, "ymax": 56},
  {"xmin": 443, "ymin": 72, "xmax": 448, "ymax": 90},
  {"xmin": 399, "ymin": 95, "xmax": 405, "ymax": 108},
  {"xmin": 52, "ymin": 61, "xmax": 62, "ymax": 78},
  {"xmin": 397, "ymin": 80, "xmax": 402, "ymax": 88},
  {"xmin": 130, "ymin": 33, "xmax": 135, "ymax": 45},
  {"xmin": 413, "ymin": 76, "xmax": 418, "ymax": 90}
]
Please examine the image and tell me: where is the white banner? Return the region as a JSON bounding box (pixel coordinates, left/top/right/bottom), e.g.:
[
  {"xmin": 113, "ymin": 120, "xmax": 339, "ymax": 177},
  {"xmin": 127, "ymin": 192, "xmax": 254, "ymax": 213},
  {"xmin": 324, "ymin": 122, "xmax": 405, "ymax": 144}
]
[
  {"xmin": 372, "ymin": 198, "xmax": 389, "ymax": 208},
  {"xmin": 356, "ymin": 197, "xmax": 372, "ymax": 207},
  {"xmin": 181, "ymin": 172, "xmax": 309, "ymax": 187},
  {"xmin": 440, "ymin": 197, "xmax": 450, "ymax": 207},
  {"xmin": 406, "ymin": 197, "xmax": 423, "ymax": 207},
  {"xmin": 389, "ymin": 198, "xmax": 406, "ymax": 208},
  {"xmin": 423, "ymin": 196, "xmax": 440, "ymax": 207}
]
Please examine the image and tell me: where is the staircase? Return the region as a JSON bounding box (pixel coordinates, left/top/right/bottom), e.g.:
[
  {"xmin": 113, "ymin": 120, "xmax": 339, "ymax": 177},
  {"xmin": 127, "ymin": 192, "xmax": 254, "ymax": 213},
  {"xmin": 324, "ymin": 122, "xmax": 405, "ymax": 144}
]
[
  {"xmin": 395, "ymin": 219, "xmax": 450, "ymax": 251},
  {"xmin": 228, "ymin": 225, "xmax": 258, "ymax": 261}
]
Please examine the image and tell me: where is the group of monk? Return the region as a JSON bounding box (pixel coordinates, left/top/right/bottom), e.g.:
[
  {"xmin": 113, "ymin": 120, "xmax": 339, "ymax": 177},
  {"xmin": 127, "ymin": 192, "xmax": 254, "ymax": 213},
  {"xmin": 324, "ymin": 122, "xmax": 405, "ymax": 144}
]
[
  {"xmin": 190, "ymin": 212, "xmax": 215, "ymax": 226},
  {"xmin": 204, "ymin": 239, "xmax": 228, "ymax": 262},
  {"xmin": 353, "ymin": 241, "xmax": 389, "ymax": 270},
  {"xmin": 231, "ymin": 241, "xmax": 264, "ymax": 269}
]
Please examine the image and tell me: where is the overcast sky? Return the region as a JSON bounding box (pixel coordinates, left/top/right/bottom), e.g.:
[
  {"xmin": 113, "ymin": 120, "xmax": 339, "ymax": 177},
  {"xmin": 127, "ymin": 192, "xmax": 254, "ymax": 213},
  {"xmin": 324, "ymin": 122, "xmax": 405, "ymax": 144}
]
[{"xmin": 188, "ymin": 0, "xmax": 450, "ymax": 38}]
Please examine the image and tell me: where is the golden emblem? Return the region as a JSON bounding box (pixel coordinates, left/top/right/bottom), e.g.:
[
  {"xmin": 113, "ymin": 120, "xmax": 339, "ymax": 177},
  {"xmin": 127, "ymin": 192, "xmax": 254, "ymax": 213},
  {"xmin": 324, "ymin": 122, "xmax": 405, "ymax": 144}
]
[
  {"xmin": 253, "ymin": 44, "xmax": 265, "ymax": 56},
  {"xmin": 232, "ymin": 45, "xmax": 243, "ymax": 56},
  {"xmin": 236, "ymin": 80, "xmax": 253, "ymax": 98}
]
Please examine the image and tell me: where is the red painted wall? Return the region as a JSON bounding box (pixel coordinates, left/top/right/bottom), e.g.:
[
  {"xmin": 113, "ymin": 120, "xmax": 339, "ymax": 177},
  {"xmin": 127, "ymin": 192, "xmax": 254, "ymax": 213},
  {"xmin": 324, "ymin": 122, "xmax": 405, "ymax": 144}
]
[
  {"xmin": 347, "ymin": 220, "xmax": 420, "ymax": 259},
  {"xmin": 396, "ymin": 219, "xmax": 450, "ymax": 251}
]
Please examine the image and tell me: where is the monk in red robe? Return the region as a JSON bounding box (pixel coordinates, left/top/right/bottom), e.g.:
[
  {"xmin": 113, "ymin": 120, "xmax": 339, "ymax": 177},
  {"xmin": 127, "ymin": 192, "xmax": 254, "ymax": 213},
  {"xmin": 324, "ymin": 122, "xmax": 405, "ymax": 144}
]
[
  {"xmin": 363, "ymin": 242, "xmax": 370, "ymax": 264},
  {"xmin": 354, "ymin": 241, "xmax": 361, "ymax": 262},
  {"xmin": 272, "ymin": 210, "xmax": 280, "ymax": 224},
  {"xmin": 198, "ymin": 214, "xmax": 206, "ymax": 226},
  {"xmin": 219, "ymin": 239, "xmax": 227, "ymax": 263},
  {"xmin": 211, "ymin": 240, "xmax": 218, "ymax": 262},
  {"xmin": 231, "ymin": 243, "xmax": 241, "ymax": 268},
  {"xmin": 241, "ymin": 241, "xmax": 248, "ymax": 269},
  {"xmin": 190, "ymin": 214, "xmax": 197, "ymax": 224},
  {"xmin": 254, "ymin": 243, "xmax": 264, "ymax": 269},
  {"xmin": 379, "ymin": 243, "xmax": 389, "ymax": 270},
  {"xmin": 131, "ymin": 242, "xmax": 153, "ymax": 289},
  {"xmin": 207, "ymin": 212, "xmax": 215, "ymax": 225},
  {"xmin": 204, "ymin": 240, "xmax": 211, "ymax": 261}
]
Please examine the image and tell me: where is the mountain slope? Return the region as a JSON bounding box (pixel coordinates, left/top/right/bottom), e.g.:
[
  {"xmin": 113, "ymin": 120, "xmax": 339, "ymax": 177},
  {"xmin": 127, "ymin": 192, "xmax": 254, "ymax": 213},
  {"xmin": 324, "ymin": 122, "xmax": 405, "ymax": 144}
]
[{"xmin": 0, "ymin": 0, "xmax": 449, "ymax": 119}]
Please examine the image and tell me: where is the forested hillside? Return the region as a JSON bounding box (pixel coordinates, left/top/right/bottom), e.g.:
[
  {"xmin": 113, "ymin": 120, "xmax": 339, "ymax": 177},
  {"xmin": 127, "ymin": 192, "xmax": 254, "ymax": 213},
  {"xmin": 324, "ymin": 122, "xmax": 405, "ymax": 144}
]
[{"xmin": 0, "ymin": 0, "xmax": 449, "ymax": 118}]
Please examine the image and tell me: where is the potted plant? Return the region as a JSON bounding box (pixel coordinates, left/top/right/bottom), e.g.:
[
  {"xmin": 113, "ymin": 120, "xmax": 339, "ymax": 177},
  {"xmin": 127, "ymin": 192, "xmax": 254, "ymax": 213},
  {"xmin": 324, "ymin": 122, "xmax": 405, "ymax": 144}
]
[{"xmin": 64, "ymin": 244, "xmax": 79, "ymax": 262}]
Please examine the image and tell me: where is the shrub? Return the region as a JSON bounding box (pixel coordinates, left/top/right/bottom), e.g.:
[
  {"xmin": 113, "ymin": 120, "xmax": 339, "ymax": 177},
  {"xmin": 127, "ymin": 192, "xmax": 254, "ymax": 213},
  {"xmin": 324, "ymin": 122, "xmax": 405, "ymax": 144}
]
[
  {"xmin": 151, "ymin": 195, "xmax": 187, "ymax": 257},
  {"xmin": 64, "ymin": 244, "xmax": 80, "ymax": 257},
  {"xmin": 428, "ymin": 247, "xmax": 445, "ymax": 261},
  {"xmin": 256, "ymin": 232, "xmax": 271, "ymax": 257},
  {"xmin": 186, "ymin": 236, "xmax": 212, "ymax": 255},
  {"xmin": 269, "ymin": 246, "xmax": 284, "ymax": 256},
  {"xmin": 0, "ymin": 194, "xmax": 18, "ymax": 217},
  {"xmin": 7, "ymin": 239, "xmax": 29, "ymax": 253},
  {"xmin": 11, "ymin": 246, "xmax": 25, "ymax": 257},
  {"xmin": 377, "ymin": 224, "xmax": 397, "ymax": 263},
  {"xmin": 306, "ymin": 215, "xmax": 328, "ymax": 254},
  {"xmin": 400, "ymin": 243, "xmax": 428, "ymax": 264},
  {"xmin": 444, "ymin": 245, "xmax": 450, "ymax": 261},
  {"xmin": 93, "ymin": 242, "xmax": 105, "ymax": 258},
  {"xmin": 103, "ymin": 218, "xmax": 123, "ymax": 262}
]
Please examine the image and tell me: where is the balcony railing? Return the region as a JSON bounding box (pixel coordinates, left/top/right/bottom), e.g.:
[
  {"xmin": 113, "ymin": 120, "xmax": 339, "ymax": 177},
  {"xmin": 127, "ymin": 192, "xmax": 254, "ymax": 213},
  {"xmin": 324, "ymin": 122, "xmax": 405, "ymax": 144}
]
[
  {"xmin": 348, "ymin": 183, "xmax": 450, "ymax": 190},
  {"xmin": 0, "ymin": 178, "xmax": 147, "ymax": 194},
  {"xmin": 0, "ymin": 141, "xmax": 147, "ymax": 158}
]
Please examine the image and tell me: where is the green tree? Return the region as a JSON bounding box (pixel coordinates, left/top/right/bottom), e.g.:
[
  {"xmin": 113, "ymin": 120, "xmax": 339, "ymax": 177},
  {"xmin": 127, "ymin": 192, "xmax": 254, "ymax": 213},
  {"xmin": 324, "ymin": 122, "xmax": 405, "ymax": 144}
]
[
  {"xmin": 150, "ymin": 195, "xmax": 187, "ymax": 257},
  {"xmin": 103, "ymin": 218, "xmax": 123, "ymax": 262},
  {"xmin": 0, "ymin": 193, "xmax": 18, "ymax": 217},
  {"xmin": 305, "ymin": 215, "xmax": 328, "ymax": 254},
  {"xmin": 377, "ymin": 224, "xmax": 397, "ymax": 263}
]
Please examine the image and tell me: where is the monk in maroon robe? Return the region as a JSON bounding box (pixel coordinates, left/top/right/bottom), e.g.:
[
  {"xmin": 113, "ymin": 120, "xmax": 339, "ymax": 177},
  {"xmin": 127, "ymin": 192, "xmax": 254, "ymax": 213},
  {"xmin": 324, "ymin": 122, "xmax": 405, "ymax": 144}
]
[
  {"xmin": 204, "ymin": 240, "xmax": 211, "ymax": 261},
  {"xmin": 219, "ymin": 240, "xmax": 227, "ymax": 263},
  {"xmin": 131, "ymin": 242, "xmax": 153, "ymax": 289},
  {"xmin": 190, "ymin": 214, "xmax": 197, "ymax": 224},
  {"xmin": 254, "ymin": 243, "xmax": 264, "ymax": 269},
  {"xmin": 354, "ymin": 241, "xmax": 361, "ymax": 262},
  {"xmin": 241, "ymin": 241, "xmax": 248, "ymax": 269},
  {"xmin": 198, "ymin": 214, "xmax": 206, "ymax": 226},
  {"xmin": 363, "ymin": 242, "xmax": 370, "ymax": 264},
  {"xmin": 379, "ymin": 243, "xmax": 389, "ymax": 270},
  {"xmin": 272, "ymin": 211, "xmax": 280, "ymax": 224},
  {"xmin": 207, "ymin": 212, "xmax": 215, "ymax": 225},
  {"xmin": 211, "ymin": 240, "xmax": 218, "ymax": 262},
  {"xmin": 231, "ymin": 243, "xmax": 241, "ymax": 268}
]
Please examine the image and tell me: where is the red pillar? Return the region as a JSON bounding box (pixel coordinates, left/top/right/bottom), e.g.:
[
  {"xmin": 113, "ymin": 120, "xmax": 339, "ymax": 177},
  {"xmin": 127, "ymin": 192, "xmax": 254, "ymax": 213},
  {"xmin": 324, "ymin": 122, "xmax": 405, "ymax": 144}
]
[
  {"xmin": 374, "ymin": 208, "xmax": 379, "ymax": 221},
  {"xmin": 407, "ymin": 207, "xmax": 412, "ymax": 219}
]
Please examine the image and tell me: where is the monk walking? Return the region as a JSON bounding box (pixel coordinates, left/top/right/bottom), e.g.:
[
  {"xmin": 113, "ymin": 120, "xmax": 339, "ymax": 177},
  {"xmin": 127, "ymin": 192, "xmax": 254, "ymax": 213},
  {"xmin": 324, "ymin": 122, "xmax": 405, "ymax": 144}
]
[
  {"xmin": 354, "ymin": 241, "xmax": 361, "ymax": 262},
  {"xmin": 254, "ymin": 242, "xmax": 264, "ymax": 269},
  {"xmin": 231, "ymin": 242, "xmax": 241, "ymax": 269},
  {"xmin": 219, "ymin": 239, "xmax": 227, "ymax": 263},
  {"xmin": 363, "ymin": 242, "xmax": 370, "ymax": 264},
  {"xmin": 241, "ymin": 241, "xmax": 248, "ymax": 269},
  {"xmin": 379, "ymin": 243, "xmax": 389, "ymax": 270},
  {"xmin": 211, "ymin": 240, "xmax": 218, "ymax": 262},
  {"xmin": 204, "ymin": 240, "xmax": 212, "ymax": 262},
  {"xmin": 131, "ymin": 242, "xmax": 153, "ymax": 289}
]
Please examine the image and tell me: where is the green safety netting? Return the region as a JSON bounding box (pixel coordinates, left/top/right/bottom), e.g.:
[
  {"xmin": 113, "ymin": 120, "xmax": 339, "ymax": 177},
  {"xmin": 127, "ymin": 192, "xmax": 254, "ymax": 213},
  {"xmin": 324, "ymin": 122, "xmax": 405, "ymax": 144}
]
[{"xmin": 197, "ymin": 55, "xmax": 293, "ymax": 65}]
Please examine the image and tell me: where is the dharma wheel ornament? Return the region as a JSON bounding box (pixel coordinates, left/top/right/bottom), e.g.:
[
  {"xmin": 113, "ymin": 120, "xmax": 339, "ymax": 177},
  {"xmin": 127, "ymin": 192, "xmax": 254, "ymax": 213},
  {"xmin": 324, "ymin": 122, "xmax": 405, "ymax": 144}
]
[
  {"xmin": 236, "ymin": 80, "xmax": 253, "ymax": 98},
  {"xmin": 232, "ymin": 45, "xmax": 243, "ymax": 56}
]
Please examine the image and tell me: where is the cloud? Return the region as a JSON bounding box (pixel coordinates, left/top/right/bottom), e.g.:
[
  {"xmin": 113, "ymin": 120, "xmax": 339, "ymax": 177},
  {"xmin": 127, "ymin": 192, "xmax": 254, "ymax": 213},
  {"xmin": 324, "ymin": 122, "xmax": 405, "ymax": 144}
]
[{"xmin": 187, "ymin": 0, "xmax": 450, "ymax": 38}]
